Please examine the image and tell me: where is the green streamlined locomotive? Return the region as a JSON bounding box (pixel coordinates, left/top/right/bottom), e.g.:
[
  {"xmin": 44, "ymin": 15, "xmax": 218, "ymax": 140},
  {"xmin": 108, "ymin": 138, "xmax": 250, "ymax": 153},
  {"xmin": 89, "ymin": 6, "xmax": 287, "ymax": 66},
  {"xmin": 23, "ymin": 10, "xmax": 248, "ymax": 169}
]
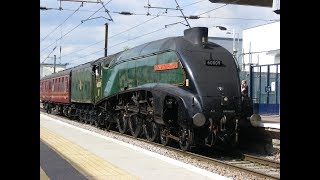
[{"xmin": 40, "ymin": 27, "xmax": 259, "ymax": 151}]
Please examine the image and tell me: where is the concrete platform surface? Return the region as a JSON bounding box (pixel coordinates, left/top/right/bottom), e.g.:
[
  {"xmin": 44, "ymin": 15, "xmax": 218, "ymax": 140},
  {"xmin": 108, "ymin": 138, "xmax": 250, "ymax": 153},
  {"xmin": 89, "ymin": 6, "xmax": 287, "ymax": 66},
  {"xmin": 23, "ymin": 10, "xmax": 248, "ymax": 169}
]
[
  {"xmin": 258, "ymin": 115, "xmax": 280, "ymax": 129},
  {"xmin": 40, "ymin": 113, "xmax": 230, "ymax": 180},
  {"xmin": 40, "ymin": 139, "xmax": 87, "ymax": 180},
  {"xmin": 261, "ymin": 115, "xmax": 280, "ymax": 123}
]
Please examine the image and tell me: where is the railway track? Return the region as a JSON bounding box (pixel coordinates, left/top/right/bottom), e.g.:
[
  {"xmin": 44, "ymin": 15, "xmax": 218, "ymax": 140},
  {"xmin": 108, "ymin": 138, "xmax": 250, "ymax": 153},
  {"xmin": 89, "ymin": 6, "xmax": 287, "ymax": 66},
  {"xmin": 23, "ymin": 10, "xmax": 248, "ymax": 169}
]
[
  {"xmin": 109, "ymin": 130, "xmax": 280, "ymax": 179},
  {"xmin": 40, "ymin": 107, "xmax": 280, "ymax": 179}
]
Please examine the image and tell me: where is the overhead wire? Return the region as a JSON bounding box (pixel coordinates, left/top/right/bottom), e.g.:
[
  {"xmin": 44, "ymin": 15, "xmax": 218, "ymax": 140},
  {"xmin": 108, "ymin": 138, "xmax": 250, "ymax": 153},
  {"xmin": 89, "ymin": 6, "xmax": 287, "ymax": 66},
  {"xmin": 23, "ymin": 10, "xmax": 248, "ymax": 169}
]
[
  {"xmin": 41, "ymin": 46, "xmax": 57, "ymax": 63},
  {"xmin": 57, "ymin": 0, "xmax": 220, "ymax": 60},
  {"xmin": 198, "ymin": 0, "xmax": 240, "ymax": 16},
  {"xmin": 40, "ymin": 0, "xmax": 113, "ymax": 54},
  {"xmin": 61, "ymin": 15, "xmax": 160, "ymax": 59},
  {"xmin": 182, "ymin": 0, "xmax": 206, "ymax": 8},
  {"xmin": 50, "ymin": 0, "xmax": 206, "ymax": 13},
  {"xmin": 67, "ymin": 25, "xmax": 171, "ymax": 65},
  {"xmin": 40, "ymin": 4, "xmax": 82, "ymax": 43},
  {"xmin": 199, "ymin": 16, "xmax": 279, "ymax": 22},
  {"xmin": 60, "ymin": 0, "xmax": 254, "ymax": 65},
  {"xmin": 174, "ymin": 0, "xmax": 191, "ymax": 27},
  {"xmin": 46, "ymin": 0, "xmax": 276, "ymax": 66}
]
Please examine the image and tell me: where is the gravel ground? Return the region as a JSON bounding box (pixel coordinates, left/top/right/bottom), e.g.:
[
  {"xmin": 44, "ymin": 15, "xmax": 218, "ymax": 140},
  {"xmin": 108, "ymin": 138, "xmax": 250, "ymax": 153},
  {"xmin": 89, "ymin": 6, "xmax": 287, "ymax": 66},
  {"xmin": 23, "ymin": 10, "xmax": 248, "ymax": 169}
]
[
  {"xmin": 240, "ymin": 139, "xmax": 280, "ymax": 163},
  {"xmin": 40, "ymin": 110, "xmax": 279, "ymax": 180},
  {"xmin": 256, "ymin": 148, "xmax": 280, "ymax": 162}
]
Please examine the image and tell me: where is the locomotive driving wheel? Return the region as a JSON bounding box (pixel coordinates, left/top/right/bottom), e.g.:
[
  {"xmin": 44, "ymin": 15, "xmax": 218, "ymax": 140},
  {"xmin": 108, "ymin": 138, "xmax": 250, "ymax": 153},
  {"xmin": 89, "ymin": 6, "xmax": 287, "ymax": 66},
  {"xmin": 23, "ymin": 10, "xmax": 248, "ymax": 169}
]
[
  {"xmin": 104, "ymin": 113, "xmax": 114, "ymax": 131},
  {"xmin": 117, "ymin": 111, "xmax": 128, "ymax": 134},
  {"xmin": 143, "ymin": 97, "xmax": 159, "ymax": 142},
  {"xmin": 160, "ymin": 126, "xmax": 171, "ymax": 146},
  {"xmin": 79, "ymin": 109, "xmax": 84, "ymax": 122},
  {"xmin": 179, "ymin": 127, "xmax": 194, "ymax": 151},
  {"xmin": 143, "ymin": 119, "xmax": 159, "ymax": 142},
  {"xmin": 94, "ymin": 114, "xmax": 101, "ymax": 128},
  {"xmin": 128, "ymin": 114, "xmax": 143, "ymax": 138},
  {"xmin": 84, "ymin": 109, "xmax": 90, "ymax": 124},
  {"xmin": 89, "ymin": 111, "xmax": 95, "ymax": 125}
]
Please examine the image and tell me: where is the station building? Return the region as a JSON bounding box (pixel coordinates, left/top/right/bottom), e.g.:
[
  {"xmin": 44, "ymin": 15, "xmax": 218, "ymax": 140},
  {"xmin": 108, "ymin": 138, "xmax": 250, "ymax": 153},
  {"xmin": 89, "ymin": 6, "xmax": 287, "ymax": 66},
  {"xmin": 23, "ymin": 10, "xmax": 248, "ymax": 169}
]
[
  {"xmin": 241, "ymin": 21, "xmax": 280, "ymax": 115},
  {"xmin": 40, "ymin": 63, "xmax": 68, "ymax": 79}
]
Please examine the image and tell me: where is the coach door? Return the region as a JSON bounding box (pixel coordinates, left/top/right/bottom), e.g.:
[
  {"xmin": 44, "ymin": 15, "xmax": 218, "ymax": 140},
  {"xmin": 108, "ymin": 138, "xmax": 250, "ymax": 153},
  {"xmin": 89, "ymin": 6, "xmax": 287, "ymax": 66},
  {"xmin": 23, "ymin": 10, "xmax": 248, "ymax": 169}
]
[{"xmin": 94, "ymin": 63, "xmax": 102, "ymax": 103}]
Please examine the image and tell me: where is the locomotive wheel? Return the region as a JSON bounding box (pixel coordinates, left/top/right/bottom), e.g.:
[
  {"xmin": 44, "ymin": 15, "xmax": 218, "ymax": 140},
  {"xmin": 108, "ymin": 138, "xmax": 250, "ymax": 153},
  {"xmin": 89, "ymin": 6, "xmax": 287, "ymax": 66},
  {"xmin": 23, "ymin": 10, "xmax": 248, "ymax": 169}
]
[
  {"xmin": 47, "ymin": 107, "xmax": 52, "ymax": 114},
  {"xmin": 128, "ymin": 114, "xmax": 143, "ymax": 138},
  {"xmin": 84, "ymin": 110, "xmax": 90, "ymax": 124},
  {"xmin": 94, "ymin": 119, "xmax": 100, "ymax": 127},
  {"xmin": 104, "ymin": 120, "xmax": 112, "ymax": 130},
  {"xmin": 104, "ymin": 114, "xmax": 114, "ymax": 131},
  {"xmin": 179, "ymin": 127, "xmax": 194, "ymax": 151},
  {"xmin": 94, "ymin": 111, "xmax": 104, "ymax": 128},
  {"xmin": 94, "ymin": 114, "xmax": 101, "ymax": 128},
  {"xmin": 160, "ymin": 126, "xmax": 171, "ymax": 146},
  {"xmin": 143, "ymin": 120, "xmax": 159, "ymax": 142},
  {"xmin": 68, "ymin": 108, "xmax": 75, "ymax": 120},
  {"xmin": 67, "ymin": 107, "xmax": 71, "ymax": 118},
  {"xmin": 79, "ymin": 110, "xmax": 85, "ymax": 123},
  {"xmin": 90, "ymin": 119, "xmax": 95, "ymax": 125},
  {"xmin": 117, "ymin": 112, "xmax": 128, "ymax": 134},
  {"xmin": 89, "ymin": 111, "xmax": 95, "ymax": 125},
  {"xmin": 46, "ymin": 104, "xmax": 52, "ymax": 114}
]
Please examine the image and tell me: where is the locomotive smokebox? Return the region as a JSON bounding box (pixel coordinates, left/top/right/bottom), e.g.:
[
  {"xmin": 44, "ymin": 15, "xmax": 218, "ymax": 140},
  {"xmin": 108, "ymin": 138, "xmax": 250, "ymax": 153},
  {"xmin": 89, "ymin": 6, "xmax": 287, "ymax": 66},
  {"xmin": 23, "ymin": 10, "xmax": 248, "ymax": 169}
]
[{"xmin": 183, "ymin": 27, "xmax": 208, "ymax": 46}]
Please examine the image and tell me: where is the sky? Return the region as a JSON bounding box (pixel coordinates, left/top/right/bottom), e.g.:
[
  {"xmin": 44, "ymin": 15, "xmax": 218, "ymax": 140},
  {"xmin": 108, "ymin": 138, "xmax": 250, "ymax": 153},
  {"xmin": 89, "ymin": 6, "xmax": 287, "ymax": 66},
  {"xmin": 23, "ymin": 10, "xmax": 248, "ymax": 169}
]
[{"xmin": 40, "ymin": 0, "xmax": 280, "ymax": 68}]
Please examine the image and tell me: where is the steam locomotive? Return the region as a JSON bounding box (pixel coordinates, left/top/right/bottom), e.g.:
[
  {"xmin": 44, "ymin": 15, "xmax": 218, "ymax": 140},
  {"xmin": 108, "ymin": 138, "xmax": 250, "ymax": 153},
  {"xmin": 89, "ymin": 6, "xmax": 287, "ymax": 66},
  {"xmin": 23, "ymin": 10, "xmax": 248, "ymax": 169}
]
[{"xmin": 40, "ymin": 27, "xmax": 259, "ymax": 151}]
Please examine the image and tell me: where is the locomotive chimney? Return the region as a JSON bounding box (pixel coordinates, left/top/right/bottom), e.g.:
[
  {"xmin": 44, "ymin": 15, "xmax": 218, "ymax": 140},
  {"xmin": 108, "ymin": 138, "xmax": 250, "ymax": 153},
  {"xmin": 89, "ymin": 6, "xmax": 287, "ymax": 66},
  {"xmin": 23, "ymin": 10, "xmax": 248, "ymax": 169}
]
[{"xmin": 183, "ymin": 27, "xmax": 208, "ymax": 47}]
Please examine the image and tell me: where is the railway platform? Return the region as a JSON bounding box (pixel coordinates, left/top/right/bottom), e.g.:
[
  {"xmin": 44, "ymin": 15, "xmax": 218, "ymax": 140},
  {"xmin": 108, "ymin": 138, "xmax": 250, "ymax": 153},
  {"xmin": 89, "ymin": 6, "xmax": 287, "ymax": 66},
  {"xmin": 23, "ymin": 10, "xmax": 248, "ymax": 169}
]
[
  {"xmin": 40, "ymin": 112, "xmax": 230, "ymax": 180},
  {"xmin": 257, "ymin": 115, "xmax": 280, "ymax": 130}
]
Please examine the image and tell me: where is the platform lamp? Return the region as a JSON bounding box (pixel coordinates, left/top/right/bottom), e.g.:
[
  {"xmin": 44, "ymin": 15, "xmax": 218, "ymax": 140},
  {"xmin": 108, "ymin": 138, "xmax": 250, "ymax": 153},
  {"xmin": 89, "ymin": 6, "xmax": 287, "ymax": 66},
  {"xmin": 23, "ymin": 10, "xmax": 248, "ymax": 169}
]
[{"xmin": 213, "ymin": 26, "xmax": 227, "ymax": 31}]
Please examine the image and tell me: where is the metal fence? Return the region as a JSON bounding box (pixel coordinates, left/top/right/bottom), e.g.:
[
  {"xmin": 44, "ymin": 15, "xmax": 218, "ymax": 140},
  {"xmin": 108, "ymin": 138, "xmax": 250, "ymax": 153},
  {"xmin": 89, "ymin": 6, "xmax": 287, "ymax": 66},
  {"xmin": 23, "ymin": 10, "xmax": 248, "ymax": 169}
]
[{"xmin": 239, "ymin": 64, "xmax": 280, "ymax": 115}]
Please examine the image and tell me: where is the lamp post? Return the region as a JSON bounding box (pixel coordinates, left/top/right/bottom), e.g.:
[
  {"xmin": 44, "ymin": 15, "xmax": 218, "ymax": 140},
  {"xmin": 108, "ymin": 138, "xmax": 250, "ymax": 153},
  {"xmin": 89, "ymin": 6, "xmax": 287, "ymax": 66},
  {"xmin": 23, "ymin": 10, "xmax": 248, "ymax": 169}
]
[
  {"xmin": 226, "ymin": 29, "xmax": 242, "ymax": 71},
  {"xmin": 226, "ymin": 29, "xmax": 240, "ymax": 56}
]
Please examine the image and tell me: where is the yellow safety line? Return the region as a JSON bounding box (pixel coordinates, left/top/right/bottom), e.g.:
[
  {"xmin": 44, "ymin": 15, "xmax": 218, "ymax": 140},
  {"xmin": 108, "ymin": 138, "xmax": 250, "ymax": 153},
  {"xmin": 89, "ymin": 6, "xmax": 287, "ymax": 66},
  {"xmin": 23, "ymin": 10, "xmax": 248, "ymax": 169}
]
[
  {"xmin": 40, "ymin": 127, "xmax": 140, "ymax": 180},
  {"xmin": 40, "ymin": 167, "xmax": 50, "ymax": 180}
]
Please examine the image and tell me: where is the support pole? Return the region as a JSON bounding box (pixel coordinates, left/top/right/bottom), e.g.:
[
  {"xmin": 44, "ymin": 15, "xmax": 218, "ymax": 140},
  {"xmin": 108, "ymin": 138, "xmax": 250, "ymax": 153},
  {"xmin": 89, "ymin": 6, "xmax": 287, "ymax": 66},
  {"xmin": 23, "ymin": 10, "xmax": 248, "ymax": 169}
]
[
  {"xmin": 54, "ymin": 55, "xmax": 56, "ymax": 73},
  {"xmin": 104, "ymin": 23, "xmax": 108, "ymax": 57}
]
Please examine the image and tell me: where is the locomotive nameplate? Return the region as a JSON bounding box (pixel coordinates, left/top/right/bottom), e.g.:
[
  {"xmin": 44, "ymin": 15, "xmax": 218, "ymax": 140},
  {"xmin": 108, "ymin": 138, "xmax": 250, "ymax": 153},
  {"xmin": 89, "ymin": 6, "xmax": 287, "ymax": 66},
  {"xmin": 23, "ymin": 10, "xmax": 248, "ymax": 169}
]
[
  {"xmin": 206, "ymin": 60, "xmax": 222, "ymax": 66},
  {"xmin": 154, "ymin": 62, "xmax": 179, "ymax": 71}
]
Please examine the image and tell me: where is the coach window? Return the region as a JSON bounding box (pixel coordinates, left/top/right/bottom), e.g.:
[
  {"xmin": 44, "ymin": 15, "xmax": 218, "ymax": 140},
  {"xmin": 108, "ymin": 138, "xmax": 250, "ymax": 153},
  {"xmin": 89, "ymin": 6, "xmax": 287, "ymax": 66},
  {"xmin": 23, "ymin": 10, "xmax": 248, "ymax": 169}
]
[
  {"xmin": 60, "ymin": 78, "xmax": 62, "ymax": 92},
  {"xmin": 66, "ymin": 77, "xmax": 68, "ymax": 91},
  {"xmin": 59, "ymin": 78, "xmax": 61, "ymax": 91},
  {"xmin": 54, "ymin": 79, "xmax": 56, "ymax": 91},
  {"xmin": 62, "ymin": 77, "xmax": 64, "ymax": 92}
]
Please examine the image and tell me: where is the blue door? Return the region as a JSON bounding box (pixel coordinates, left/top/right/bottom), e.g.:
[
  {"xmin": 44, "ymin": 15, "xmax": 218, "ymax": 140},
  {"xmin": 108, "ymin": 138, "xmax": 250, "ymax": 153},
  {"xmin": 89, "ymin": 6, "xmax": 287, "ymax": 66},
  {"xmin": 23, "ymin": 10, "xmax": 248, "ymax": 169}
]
[{"xmin": 250, "ymin": 64, "xmax": 280, "ymax": 115}]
